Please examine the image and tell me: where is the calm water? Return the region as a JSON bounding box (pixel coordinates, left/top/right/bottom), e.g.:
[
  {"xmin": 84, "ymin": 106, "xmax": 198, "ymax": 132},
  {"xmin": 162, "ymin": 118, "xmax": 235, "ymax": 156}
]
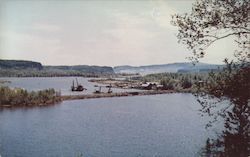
[
  {"xmin": 0, "ymin": 77, "xmax": 141, "ymax": 95},
  {"xmin": 0, "ymin": 93, "xmax": 220, "ymax": 157}
]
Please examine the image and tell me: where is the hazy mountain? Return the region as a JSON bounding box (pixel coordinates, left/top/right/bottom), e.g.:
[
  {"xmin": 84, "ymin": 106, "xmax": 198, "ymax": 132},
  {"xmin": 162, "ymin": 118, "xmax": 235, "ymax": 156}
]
[{"xmin": 114, "ymin": 62, "xmax": 223, "ymax": 74}]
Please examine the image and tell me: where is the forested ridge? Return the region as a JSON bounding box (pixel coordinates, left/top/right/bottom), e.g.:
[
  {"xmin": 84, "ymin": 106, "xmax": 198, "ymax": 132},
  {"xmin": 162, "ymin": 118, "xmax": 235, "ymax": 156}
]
[{"xmin": 0, "ymin": 59, "xmax": 114, "ymax": 77}]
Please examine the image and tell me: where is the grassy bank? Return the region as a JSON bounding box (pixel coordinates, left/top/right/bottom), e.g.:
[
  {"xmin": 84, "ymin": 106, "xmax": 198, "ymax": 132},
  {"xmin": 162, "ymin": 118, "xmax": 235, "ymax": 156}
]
[{"xmin": 0, "ymin": 86, "xmax": 61, "ymax": 107}]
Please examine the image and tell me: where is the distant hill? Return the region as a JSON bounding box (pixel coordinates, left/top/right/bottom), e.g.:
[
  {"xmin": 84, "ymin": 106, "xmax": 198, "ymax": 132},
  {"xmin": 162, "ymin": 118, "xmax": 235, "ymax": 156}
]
[
  {"xmin": 44, "ymin": 65, "xmax": 114, "ymax": 74},
  {"xmin": 0, "ymin": 59, "xmax": 223, "ymax": 77},
  {"xmin": 114, "ymin": 62, "xmax": 223, "ymax": 75},
  {"xmin": 0, "ymin": 59, "xmax": 43, "ymax": 70},
  {"xmin": 0, "ymin": 59, "xmax": 114, "ymax": 77}
]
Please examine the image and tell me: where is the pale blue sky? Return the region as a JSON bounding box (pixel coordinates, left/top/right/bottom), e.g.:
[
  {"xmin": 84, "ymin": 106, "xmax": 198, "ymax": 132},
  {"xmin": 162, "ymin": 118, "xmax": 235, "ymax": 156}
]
[{"xmin": 0, "ymin": 0, "xmax": 236, "ymax": 66}]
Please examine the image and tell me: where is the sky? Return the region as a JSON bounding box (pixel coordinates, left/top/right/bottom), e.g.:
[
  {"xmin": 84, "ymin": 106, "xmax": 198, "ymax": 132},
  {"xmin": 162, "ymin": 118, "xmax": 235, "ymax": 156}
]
[{"xmin": 0, "ymin": 0, "xmax": 236, "ymax": 66}]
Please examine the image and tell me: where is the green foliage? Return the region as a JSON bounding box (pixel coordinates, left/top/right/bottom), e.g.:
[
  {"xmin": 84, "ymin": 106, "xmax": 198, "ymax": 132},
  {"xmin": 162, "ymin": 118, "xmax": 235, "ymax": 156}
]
[
  {"xmin": 195, "ymin": 44, "xmax": 250, "ymax": 157},
  {"xmin": 140, "ymin": 72, "xmax": 209, "ymax": 91},
  {"xmin": 172, "ymin": 0, "xmax": 249, "ymax": 155},
  {"xmin": 171, "ymin": 0, "xmax": 250, "ymax": 62},
  {"xmin": 160, "ymin": 78, "xmax": 175, "ymax": 90},
  {"xmin": 0, "ymin": 69, "xmax": 112, "ymax": 77},
  {"xmin": 181, "ymin": 77, "xmax": 192, "ymax": 89},
  {"xmin": 0, "ymin": 59, "xmax": 115, "ymax": 77},
  {"xmin": 0, "ymin": 86, "xmax": 61, "ymax": 107},
  {"xmin": 0, "ymin": 59, "xmax": 42, "ymax": 70}
]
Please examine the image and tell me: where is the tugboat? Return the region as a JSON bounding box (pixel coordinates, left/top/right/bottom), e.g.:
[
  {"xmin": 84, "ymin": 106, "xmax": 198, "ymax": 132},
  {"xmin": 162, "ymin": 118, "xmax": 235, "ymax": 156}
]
[{"xmin": 71, "ymin": 78, "xmax": 86, "ymax": 91}]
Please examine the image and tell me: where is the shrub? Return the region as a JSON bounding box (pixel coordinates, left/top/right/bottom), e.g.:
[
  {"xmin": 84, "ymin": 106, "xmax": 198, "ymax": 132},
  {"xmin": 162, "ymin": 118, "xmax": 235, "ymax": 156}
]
[{"xmin": 0, "ymin": 86, "xmax": 61, "ymax": 107}]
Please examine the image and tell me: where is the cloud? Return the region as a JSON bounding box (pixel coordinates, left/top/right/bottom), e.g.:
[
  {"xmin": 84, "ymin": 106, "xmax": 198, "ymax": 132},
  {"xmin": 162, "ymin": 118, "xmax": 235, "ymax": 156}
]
[
  {"xmin": 32, "ymin": 23, "xmax": 62, "ymax": 32},
  {"xmin": 150, "ymin": 0, "xmax": 178, "ymax": 30},
  {"xmin": 0, "ymin": 0, "xmax": 234, "ymax": 66},
  {"xmin": 0, "ymin": 29, "xmax": 62, "ymax": 61}
]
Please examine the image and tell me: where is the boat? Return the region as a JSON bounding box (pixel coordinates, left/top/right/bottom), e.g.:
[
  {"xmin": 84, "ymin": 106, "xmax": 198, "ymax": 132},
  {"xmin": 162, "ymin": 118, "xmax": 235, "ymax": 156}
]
[
  {"xmin": 94, "ymin": 86, "xmax": 102, "ymax": 93},
  {"xmin": 93, "ymin": 84, "xmax": 112, "ymax": 94},
  {"xmin": 71, "ymin": 78, "xmax": 86, "ymax": 91},
  {"xmin": 107, "ymin": 84, "xmax": 112, "ymax": 93}
]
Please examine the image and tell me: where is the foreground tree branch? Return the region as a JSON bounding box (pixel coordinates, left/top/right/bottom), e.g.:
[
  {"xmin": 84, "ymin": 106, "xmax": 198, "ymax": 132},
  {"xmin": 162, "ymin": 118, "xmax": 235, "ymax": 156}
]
[
  {"xmin": 172, "ymin": 0, "xmax": 250, "ymax": 156},
  {"xmin": 171, "ymin": 0, "xmax": 250, "ymax": 62}
]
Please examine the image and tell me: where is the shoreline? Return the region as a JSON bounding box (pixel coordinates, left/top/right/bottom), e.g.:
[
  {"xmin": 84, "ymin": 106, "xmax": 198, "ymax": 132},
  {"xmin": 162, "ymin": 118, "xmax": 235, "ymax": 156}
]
[
  {"xmin": 0, "ymin": 90, "xmax": 192, "ymax": 108},
  {"xmin": 61, "ymin": 90, "xmax": 189, "ymax": 101}
]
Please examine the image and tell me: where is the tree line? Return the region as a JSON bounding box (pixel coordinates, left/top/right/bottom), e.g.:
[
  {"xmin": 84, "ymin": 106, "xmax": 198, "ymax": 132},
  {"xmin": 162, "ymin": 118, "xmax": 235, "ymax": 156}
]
[{"xmin": 138, "ymin": 72, "xmax": 210, "ymax": 91}]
